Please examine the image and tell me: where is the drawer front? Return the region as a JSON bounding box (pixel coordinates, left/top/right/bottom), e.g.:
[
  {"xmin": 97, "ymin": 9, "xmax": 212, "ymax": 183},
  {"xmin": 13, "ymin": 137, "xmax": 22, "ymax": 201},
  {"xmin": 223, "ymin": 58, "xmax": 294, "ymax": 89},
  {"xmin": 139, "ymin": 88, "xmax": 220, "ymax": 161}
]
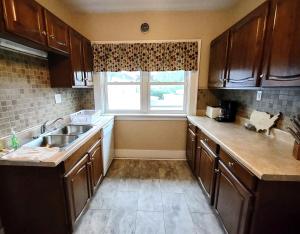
[
  {"xmin": 219, "ymin": 149, "xmax": 257, "ymax": 191},
  {"xmin": 187, "ymin": 121, "xmax": 197, "ymax": 133},
  {"xmin": 64, "ymin": 131, "xmax": 102, "ymax": 173},
  {"xmin": 200, "ymin": 132, "xmax": 219, "ymax": 155}
]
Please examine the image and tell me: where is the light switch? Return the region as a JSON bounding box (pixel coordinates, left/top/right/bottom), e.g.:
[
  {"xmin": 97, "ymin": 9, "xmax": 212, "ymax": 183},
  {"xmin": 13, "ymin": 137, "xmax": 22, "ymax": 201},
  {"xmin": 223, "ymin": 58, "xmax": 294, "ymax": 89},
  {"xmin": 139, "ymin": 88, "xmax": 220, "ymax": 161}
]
[
  {"xmin": 55, "ymin": 94, "xmax": 62, "ymax": 104},
  {"xmin": 256, "ymin": 91, "xmax": 262, "ymax": 101}
]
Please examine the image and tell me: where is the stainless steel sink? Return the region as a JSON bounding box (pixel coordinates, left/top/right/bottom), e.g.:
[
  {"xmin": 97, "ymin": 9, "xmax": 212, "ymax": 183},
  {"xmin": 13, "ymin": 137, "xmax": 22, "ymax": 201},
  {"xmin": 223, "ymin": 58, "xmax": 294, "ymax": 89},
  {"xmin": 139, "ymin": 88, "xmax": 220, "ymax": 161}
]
[
  {"xmin": 53, "ymin": 125, "xmax": 93, "ymax": 135},
  {"xmin": 41, "ymin": 135, "xmax": 79, "ymax": 148},
  {"xmin": 26, "ymin": 135, "xmax": 78, "ymax": 148}
]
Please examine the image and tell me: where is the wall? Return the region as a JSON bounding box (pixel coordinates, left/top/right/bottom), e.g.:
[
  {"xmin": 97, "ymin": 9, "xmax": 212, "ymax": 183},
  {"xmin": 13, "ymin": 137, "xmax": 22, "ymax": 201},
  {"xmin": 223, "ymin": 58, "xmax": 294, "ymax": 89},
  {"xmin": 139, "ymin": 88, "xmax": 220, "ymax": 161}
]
[
  {"xmin": 197, "ymin": 89, "xmax": 300, "ymax": 130},
  {"xmin": 72, "ymin": 10, "xmax": 233, "ymax": 88},
  {"xmin": 0, "ymin": 49, "xmax": 91, "ymax": 138}
]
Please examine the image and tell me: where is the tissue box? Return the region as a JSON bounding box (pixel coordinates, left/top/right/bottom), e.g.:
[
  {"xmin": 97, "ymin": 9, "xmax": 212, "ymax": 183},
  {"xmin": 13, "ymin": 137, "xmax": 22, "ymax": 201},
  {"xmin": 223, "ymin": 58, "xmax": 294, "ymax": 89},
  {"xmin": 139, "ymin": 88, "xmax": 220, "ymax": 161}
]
[{"xmin": 206, "ymin": 106, "xmax": 221, "ymax": 119}]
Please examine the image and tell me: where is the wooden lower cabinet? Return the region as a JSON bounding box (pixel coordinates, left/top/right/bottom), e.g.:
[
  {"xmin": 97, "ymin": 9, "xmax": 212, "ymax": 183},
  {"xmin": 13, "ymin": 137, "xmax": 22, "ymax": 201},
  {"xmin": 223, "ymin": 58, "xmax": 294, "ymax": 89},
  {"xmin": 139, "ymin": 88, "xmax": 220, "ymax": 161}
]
[
  {"xmin": 64, "ymin": 154, "xmax": 91, "ymax": 225},
  {"xmin": 214, "ymin": 162, "xmax": 253, "ymax": 234},
  {"xmin": 186, "ymin": 122, "xmax": 197, "ymax": 173},
  {"xmin": 0, "ymin": 131, "xmax": 104, "ymax": 234},
  {"xmin": 89, "ymin": 140, "xmax": 103, "ymax": 194},
  {"xmin": 197, "ymin": 142, "xmax": 218, "ymax": 204}
]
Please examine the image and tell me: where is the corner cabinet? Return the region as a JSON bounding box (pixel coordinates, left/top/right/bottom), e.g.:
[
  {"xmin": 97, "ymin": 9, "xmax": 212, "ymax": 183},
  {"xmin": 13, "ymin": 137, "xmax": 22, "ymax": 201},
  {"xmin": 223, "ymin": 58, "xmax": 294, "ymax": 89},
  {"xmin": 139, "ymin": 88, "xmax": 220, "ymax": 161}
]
[
  {"xmin": 262, "ymin": 0, "xmax": 300, "ymax": 87},
  {"xmin": 48, "ymin": 29, "xmax": 94, "ymax": 88},
  {"xmin": 226, "ymin": 2, "xmax": 269, "ymax": 87},
  {"xmin": 208, "ymin": 31, "xmax": 229, "ymax": 88},
  {"xmin": 1, "ymin": 0, "xmax": 47, "ymax": 46}
]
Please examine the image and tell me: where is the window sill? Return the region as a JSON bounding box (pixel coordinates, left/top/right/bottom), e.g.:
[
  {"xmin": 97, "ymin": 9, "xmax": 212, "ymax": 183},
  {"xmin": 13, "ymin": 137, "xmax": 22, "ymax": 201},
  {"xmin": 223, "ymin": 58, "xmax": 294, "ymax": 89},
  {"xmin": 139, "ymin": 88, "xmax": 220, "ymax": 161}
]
[{"xmin": 103, "ymin": 113, "xmax": 187, "ymax": 121}]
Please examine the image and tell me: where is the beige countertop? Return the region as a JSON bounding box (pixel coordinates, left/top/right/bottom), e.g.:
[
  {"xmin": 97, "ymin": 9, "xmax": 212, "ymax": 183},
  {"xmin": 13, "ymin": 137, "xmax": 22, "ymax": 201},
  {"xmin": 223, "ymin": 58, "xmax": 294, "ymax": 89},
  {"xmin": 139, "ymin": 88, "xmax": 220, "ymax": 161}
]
[
  {"xmin": 188, "ymin": 116, "xmax": 300, "ymax": 182},
  {"xmin": 0, "ymin": 115, "xmax": 114, "ymax": 167}
]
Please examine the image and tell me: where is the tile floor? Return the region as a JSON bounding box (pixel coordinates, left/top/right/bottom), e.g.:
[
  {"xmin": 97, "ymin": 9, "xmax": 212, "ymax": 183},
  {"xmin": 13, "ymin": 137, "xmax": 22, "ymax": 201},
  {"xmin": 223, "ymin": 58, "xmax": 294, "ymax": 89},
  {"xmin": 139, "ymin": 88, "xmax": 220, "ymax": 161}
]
[{"xmin": 74, "ymin": 159, "xmax": 225, "ymax": 234}]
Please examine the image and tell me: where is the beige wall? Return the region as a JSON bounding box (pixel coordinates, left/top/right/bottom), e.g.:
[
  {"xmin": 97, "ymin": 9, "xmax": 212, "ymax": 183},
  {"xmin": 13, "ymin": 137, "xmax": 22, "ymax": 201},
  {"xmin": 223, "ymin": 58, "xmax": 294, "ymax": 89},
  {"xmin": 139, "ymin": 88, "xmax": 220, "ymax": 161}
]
[
  {"xmin": 115, "ymin": 120, "xmax": 187, "ymax": 150},
  {"xmin": 72, "ymin": 10, "xmax": 233, "ymax": 88}
]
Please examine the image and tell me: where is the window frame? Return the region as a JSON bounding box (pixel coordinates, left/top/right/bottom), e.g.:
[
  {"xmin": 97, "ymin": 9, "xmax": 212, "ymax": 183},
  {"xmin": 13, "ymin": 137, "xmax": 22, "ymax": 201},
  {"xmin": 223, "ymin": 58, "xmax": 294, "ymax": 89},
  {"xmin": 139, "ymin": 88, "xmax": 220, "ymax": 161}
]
[{"xmin": 103, "ymin": 71, "xmax": 188, "ymax": 114}]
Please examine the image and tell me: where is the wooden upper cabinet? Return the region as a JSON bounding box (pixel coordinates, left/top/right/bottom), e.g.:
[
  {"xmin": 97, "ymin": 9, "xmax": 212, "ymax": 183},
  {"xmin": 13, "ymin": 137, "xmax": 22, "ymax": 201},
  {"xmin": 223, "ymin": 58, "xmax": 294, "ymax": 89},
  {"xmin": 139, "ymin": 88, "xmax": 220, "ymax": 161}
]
[
  {"xmin": 226, "ymin": 2, "xmax": 269, "ymax": 87},
  {"xmin": 83, "ymin": 38, "xmax": 94, "ymax": 86},
  {"xmin": 2, "ymin": 0, "xmax": 47, "ymax": 45},
  {"xmin": 44, "ymin": 10, "xmax": 70, "ymax": 53},
  {"xmin": 208, "ymin": 31, "xmax": 229, "ymax": 88},
  {"xmin": 262, "ymin": 0, "xmax": 300, "ymax": 87},
  {"xmin": 70, "ymin": 29, "xmax": 85, "ymax": 86}
]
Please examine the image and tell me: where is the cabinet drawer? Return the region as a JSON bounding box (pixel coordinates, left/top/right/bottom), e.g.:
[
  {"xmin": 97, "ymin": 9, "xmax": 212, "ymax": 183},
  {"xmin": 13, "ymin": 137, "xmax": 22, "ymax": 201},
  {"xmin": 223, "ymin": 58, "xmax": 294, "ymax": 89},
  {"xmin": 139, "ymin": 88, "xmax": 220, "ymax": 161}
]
[
  {"xmin": 200, "ymin": 132, "xmax": 219, "ymax": 155},
  {"xmin": 64, "ymin": 131, "xmax": 102, "ymax": 173},
  {"xmin": 219, "ymin": 149, "xmax": 257, "ymax": 191}
]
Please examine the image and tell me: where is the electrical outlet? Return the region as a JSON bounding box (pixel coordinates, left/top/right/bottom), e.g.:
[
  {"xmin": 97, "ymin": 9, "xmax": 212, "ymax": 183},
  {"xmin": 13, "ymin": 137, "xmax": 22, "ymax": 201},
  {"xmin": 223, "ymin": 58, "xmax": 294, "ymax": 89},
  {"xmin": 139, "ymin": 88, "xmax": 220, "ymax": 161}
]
[
  {"xmin": 256, "ymin": 91, "xmax": 262, "ymax": 101},
  {"xmin": 55, "ymin": 94, "xmax": 62, "ymax": 104}
]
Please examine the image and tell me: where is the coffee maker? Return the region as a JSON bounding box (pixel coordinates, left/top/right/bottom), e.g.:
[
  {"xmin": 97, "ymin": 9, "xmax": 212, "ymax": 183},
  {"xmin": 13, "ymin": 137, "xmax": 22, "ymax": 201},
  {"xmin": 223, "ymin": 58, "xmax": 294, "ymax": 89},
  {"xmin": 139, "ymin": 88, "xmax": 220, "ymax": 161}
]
[{"xmin": 215, "ymin": 100, "xmax": 237, "ymax": 122}]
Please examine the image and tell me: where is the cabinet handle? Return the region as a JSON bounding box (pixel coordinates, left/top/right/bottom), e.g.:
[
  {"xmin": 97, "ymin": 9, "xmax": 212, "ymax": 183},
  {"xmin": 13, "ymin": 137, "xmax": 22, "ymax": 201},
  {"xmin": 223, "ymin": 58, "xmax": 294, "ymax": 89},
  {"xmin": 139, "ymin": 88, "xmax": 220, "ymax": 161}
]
[
  {"xmin": 197, "ymin": 146, "xmax": 201, "ymax": 149},
  {"xmin": 50, "ymin": 34, "xmax": 55, "ymax": 39},
  {"xmin": 204, "ymin": 139, "xmax": 209, "ymax": 143},
  {"xmin": 228, "ymin": 162, "xmax": 234, "ymax": 168},
  {"xmin": 259, "ymin": 74, "xmax": 265, "ymax": 79},
  {"xmin": 214, "ymin": 169, "xmax": 220, "ymax": 174},
  {"xmin": 41, "ymin": 31, "xmax": 47, "ymax": 36}
]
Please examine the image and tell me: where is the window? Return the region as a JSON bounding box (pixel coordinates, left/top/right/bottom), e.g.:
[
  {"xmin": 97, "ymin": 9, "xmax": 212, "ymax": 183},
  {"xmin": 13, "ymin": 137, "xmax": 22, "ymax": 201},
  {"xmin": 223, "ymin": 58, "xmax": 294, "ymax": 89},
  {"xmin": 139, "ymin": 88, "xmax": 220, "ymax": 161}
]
[{"xmin": 104, "ymin": 71, "xmax": 188, "ymax": 114}]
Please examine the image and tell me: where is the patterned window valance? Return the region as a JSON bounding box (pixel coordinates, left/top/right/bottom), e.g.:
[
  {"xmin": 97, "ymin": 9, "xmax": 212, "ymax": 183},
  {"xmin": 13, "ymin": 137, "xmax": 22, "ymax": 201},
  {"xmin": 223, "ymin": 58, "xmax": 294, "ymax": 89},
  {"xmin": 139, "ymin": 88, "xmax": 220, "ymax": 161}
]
[{"xmin": 92, "ymin": 41, "xmax": 199, "ymax": 72}]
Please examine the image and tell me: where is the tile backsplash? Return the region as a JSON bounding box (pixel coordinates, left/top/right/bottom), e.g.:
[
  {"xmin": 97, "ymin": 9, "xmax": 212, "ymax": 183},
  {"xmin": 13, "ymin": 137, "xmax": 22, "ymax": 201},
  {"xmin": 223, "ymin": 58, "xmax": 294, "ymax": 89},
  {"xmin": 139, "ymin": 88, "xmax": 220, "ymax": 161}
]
[
  {"xmin": 197, "ymin": 88, "xmax": 300, "ymax": 130},
  {"xmin": 0, "ymin": 49, "xmax": 94, "ymax": 138}
]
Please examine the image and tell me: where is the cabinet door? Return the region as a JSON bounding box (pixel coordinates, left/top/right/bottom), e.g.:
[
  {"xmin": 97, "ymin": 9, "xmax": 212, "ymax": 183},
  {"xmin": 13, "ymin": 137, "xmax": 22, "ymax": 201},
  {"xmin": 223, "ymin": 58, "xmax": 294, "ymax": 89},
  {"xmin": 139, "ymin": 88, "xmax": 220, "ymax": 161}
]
[
  {"xmin": 186, "ymin": 128, "xmax": 196, "ymax": 172},
  {"xmin": 199, "ymin": 144, "xmax": 217, "ymax": 204},
  {"xmin": 89, "ymin": 140, "xmax": 103, "ymax": 194},
  {"xmin": 262, "ymin": 0, "xmax": 300, "ymax": 87},
  {"xmin": 208, "ymin": 31, "xmax": 229, "ymax": 88},
  {"xmin": 2, "ymin": 0, "xmax": 46, "ymax": 45},
  {"xmin": 70, "ymin": 29, "xmax": 85, "ymax": 86},
  {"xmin": 226, "ymin": 2, "xmax": 269, "ymax": 87},
  {"xmin": 215, "ymin": 162, "xmax": 253, "ymax": 234},
  {"xmin": 83, "ymin": 38, "xmax": 94, "ymax": 86},
  {"xmin": 64, "ymin": 154, "xmax": 90, "ymax": 225},
  {"xmin": 45, "ymin": 10, "xmax": 70, "ymax": 53}
]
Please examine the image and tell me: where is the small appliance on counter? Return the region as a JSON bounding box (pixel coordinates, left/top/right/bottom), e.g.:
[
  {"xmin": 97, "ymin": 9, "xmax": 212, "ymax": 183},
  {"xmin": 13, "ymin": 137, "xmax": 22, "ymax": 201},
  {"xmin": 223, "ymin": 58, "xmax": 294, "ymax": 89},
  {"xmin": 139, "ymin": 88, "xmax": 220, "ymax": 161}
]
[
  {"xmin": 215, "ymin": 100, "xmax": 237, "ymax": 122},
  {"xmin": 206, "ymin": 106, "xmax": 222, "ymax": 119}
]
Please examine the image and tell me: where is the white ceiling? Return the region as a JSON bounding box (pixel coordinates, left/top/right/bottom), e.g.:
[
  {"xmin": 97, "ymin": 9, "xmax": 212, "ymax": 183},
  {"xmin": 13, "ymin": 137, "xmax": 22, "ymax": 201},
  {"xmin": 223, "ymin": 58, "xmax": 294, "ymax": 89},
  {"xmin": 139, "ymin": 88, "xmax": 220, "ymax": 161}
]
[{"xmin": 62, "ymin": 0, "xmax": 239, "ymax": 13}]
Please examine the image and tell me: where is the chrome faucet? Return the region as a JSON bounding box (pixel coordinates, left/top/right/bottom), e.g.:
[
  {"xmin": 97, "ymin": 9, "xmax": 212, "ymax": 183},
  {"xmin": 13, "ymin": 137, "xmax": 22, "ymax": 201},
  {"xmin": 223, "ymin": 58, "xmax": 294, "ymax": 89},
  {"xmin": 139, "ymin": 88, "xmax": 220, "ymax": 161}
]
[{"xmin": 41, "ymin": 118, "xmax": 64, "ymax": 134}]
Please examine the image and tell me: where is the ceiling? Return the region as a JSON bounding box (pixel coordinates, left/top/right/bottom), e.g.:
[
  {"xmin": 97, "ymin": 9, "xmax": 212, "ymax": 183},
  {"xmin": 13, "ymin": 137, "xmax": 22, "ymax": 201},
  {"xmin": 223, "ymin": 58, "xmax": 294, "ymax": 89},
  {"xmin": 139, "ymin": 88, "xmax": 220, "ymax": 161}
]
[{"xmin": 61, "ymin": 0, "xmax": 239, "ymax": 13}]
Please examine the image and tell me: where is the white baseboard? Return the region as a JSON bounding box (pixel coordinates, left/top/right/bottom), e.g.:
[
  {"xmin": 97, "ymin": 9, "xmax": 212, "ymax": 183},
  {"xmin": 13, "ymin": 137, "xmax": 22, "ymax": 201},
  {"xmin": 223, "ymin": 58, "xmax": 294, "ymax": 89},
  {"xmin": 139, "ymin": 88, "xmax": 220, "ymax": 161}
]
[{"xmin": 115, "ymin": 149, "xmax": 186, "ymax": 160}]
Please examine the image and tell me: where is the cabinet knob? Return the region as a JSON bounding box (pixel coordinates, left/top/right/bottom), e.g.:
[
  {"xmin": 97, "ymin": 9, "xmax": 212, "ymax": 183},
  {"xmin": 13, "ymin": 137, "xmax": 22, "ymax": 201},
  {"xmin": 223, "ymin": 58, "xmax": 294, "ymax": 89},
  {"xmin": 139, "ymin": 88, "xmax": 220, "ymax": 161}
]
[
  {"xmin": 228, "ymin": 162, "xmax": 234, "ymax": 167},
  {"xmin": 204, "ymin": 139, "xmax": 209, "ymax": 143},
  {"xmin": 41, "ymin": 31, "xmax": 47, "ymax": 36},
  {"xmin": 214, "ymin": 169, "xmax": 220, "ymax": 174},
  {"xmin": 50, "ymin": 34, "xmax": 55, "ymax": 39},
  {"xmin": 259, "ymin": 74, "xmax": 265, "ymax": 78}
]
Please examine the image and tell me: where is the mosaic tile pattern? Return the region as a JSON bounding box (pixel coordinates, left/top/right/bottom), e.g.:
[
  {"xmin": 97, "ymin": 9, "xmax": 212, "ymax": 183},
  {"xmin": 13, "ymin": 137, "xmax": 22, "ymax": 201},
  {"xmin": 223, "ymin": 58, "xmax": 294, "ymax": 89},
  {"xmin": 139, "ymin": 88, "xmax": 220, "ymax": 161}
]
[
  {"xmin": 0, "ymin": 49, "xmax": 94, "ymax": 138},
  {"xmin": 197, "ymin": 89, "xmax": 300, "ymax": 130}
]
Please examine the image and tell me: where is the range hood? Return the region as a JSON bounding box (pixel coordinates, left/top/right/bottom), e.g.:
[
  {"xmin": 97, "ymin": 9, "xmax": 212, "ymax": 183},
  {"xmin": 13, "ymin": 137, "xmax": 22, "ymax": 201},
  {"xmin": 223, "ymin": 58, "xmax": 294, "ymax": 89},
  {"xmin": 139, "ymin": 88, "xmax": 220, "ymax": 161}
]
[{"xmin": 0, "ymin": 38, "xmax": 48, "ymax": 59}]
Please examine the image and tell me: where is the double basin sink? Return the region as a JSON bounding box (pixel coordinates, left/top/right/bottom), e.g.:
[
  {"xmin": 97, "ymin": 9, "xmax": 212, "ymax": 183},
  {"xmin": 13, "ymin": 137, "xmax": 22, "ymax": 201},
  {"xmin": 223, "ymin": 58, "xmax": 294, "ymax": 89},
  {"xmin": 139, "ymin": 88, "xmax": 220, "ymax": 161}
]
[{"xmin": 26, "ymin": 125, "xmax": 93, "ymax": 149}]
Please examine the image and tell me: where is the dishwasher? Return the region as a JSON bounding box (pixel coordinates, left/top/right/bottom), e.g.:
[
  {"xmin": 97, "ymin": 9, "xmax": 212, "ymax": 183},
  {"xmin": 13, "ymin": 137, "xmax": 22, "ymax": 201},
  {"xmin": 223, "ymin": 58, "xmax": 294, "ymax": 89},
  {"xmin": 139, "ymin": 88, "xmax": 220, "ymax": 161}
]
[{"xmin": 102, "ymin": 119, "xmax": 114, "ymax": 175}]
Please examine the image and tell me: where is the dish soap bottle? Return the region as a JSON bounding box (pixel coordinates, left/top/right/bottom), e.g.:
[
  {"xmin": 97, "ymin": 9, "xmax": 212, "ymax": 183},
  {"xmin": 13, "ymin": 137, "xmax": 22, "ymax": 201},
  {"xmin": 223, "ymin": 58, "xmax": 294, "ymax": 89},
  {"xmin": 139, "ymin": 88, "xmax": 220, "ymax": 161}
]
[{"xmin": 10, "ymin": 129, "xmax": 20, "ymax": 150}]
